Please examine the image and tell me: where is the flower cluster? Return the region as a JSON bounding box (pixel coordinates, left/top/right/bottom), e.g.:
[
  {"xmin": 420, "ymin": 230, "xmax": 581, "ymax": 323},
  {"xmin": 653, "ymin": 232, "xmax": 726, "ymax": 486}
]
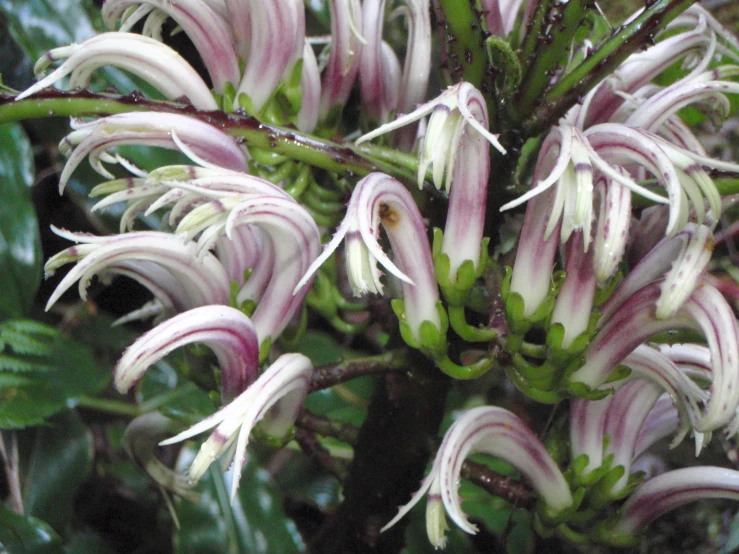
[{"xmin": 10, "ymin": 0, "xmax": 739, "ymax": 550}]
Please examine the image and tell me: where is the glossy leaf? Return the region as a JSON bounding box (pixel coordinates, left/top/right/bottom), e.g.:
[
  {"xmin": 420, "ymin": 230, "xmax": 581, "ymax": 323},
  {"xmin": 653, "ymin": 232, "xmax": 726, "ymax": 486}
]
[
  {"xmin": 22, "ymin": 411, "xmax": 93, "ymax": 533},
  {"xmin": 0, "ymin": 123, "xmax": 40, "ymax": 318},
  {"xmin": 174, "ymin": 446, "xmax": 306, "ymax": 554},
  {"xmin": 0, "ymin": 505, "xmax": 62, "ymax": 554}
]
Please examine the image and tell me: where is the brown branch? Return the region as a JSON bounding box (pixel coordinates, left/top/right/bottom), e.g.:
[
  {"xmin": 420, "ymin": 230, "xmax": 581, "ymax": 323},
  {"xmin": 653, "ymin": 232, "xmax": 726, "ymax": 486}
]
[
  {"xmin": 310, "ymin": 350, "xmax": 410, "ymax": 392},
  {"xmin": 461, "ymin": 460, "xmax": 536, "ymax": 509},
  {"xmin": 294, "ymin": 427, "xmax": 349, "ymax": 481},
  {"xmin": 297, "ymin": 411, "xmax": 359, "ymax": 445}
]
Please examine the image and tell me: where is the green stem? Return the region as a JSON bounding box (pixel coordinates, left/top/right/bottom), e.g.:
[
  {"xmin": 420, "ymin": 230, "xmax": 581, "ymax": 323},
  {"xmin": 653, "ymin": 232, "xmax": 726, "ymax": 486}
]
[
  {"xmin": 448, "ymin": 305, "xmax": 498, "ymax": 342},
  {"xmin": 0, "ymin": 90, "xmax": 421, "ymax": 188},
  {"xmin": 525, "ymin": 0, "xmax": 696, "ymax": 137},
  {"xmin": 75, "ymin": 396, "xmax": 141, "ymax": 417},
  {"xmin": 437, "ymin": 0, "xmax": 488, "ymax": 89},
  {"xmin": 138, "ymin": 383, "xmax": 200, "ymax": 413},
  {"xmin": 512, "ymin": 0, "xmax": 592, "ymax": 122}
]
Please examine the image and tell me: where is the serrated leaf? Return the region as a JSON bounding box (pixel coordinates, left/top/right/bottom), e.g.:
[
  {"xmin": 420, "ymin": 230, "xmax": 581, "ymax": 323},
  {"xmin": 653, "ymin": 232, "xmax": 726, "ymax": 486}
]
[
  {"xmin": 0, "ymin": 332, "xmax": 108, "ymax": 429},
  {"xmin": 0, "ymin": 123, "xmax": 41, "ymax": 318},
  {"xmin": 0, "ymin": 353, "xmax": 54, "ymax": 372}
]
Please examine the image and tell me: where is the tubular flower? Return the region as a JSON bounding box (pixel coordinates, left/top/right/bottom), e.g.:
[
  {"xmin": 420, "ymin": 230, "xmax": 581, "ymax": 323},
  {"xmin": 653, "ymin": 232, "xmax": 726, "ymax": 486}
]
[
  {"xmin": 600, "ymin": 223, "xmax": 714, "ymax": 323},
  {"xmin": 296, "ymin": 172, "xmax": 440, "ymax": 343},
  {"xmin": 507, "ymin": 188, "xmax": 560, "ymax": 319},
  {"xmin": 16, "ymin": 32, "xmax": 218, "ymax": 109},
  {"xmin": 358, "ymin": 82, "xmax": 505, "ymax": 192},
  {"xmin": 124, "ymin": 412, "xmax": 198, "ymax": 501},
  {"xmin": 569, "ymin": 280, "xmax": 739, "ymax": 433},
  {"xmin": 320, "ymin": 0, "xmax": 363, "ymax": 124},
  {"xmin": 359, "ymin": 0, "xmax": 430, "ymax": 137},
  {"xmin": 479, "ymin": 0, "xmax": 530, "ymax": 38},
  {"xmin": 572, "ymin": 5, "xmax": 739, "ymax": 128},
  {"xmin": 101, "ymin": 0, "xmax": 240, "ymax": 92},
  {"xmin": 359, "ymin": 83, "xmax": 497, "ymax": 286},
  {"xmin": 593, "ymin": 173, "xmax": 631, "ymax": 284},
  {"xmin": 89, "ymin": 164, "xmax": 289, "ymax": 232},
  {"xmin": 550, "ymin": 232, "xmax": 596, "ymax": 349},
  {"xmin": 44, "ymin": 228, "xmax": 230, "ymax": 314},
  {"xmin": 235, "ymin": 0, "xmax": 305, "ymax": 114},
  {"xmin": 115, "ymin": 305, "xmax": 258, "ymax": 399},
  {"xmin": 382, "ymin": 406, "xmax": 573, "ymax": 548},
  {"xmin": 603, "ymin": 467, "xmax": 739, "ymax": 545},
  {"xmin": 500, "ymin": 123, "xmax": 723, "ymax": 244},
  {"xmin": 174, "ymin": 193, "xmax": 321, "ymax": 344},
  {"xmin": 160, "ymin": 353, "xmax": 313, "ymax": 501},
  {"xmin": 55, "ymin": 113, "xmax": 249, "ymax": 193},
  {"xmin": 570, "ymin": 345, "xmax": 708, "ymax": 483},
  {"xmin": 360, "ymin": 0, "xmax": 401, "ymax": 126}
]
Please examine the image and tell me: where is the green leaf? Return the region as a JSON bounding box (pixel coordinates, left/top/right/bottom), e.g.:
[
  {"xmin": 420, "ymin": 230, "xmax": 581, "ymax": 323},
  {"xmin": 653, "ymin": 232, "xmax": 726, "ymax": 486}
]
[
  {"xmin": 506, "ymin": 510, "xmax": 535, "ymax": 554},
  {"xmin": 174, "ymin": 446, "xmax": 306, "ymax": 554},
  {"xmin": 63, "ymin": 531, "xmax": 116, "ymax": 554},
  {"xmin": 293, "ymin": 330, "xmax": 343, "ymax": 366},
  {"xmin": 0, "ymin": 324, "xmax": 109, "ymax": 429},
  {"xmin": 0, "ymin": 123, "xmax": 40, "ymax": 318},
  {"xmin": 22, "ymin": 411, "xmax": 93, "ymax": 533},
  {"xmin": 0, "ymin": 505, "xmax": 62, "ymax": 554}
]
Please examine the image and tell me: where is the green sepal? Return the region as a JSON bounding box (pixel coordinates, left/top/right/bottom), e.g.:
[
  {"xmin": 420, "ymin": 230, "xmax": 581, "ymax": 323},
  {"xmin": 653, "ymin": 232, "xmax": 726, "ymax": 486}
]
[
  {"xmin": 554, "ymin": 523, "xmax": 590, "ymax": 546},
  {"xmin": 258, "ymin": 338, "xmax": 273, "ymax": 363},
  {"xmin": 569, "ymin": 454, "xmax": 613, "ymax": 488},
  {"xmin": 237, "ymin": 92, "xmax": 255, "ymax": 115},
  {"xmin": 391, "ymin": 299, "xmax": 421, "ymax": 349},
  {"xmin": 511, "ymin": 354, "xmax": 559, "ymax": 384},
  {"xmin": 566, "ymin": 380, "xmax": 612, "ymax": 401},
  {"xmin": 587, "ymin": 464, "xmax": 627, "ymax": 509},
  {"xmin": 536, "ymin": 486, "xmax": 585, "ymax": 529},
  {"xmin": 546, "ymin": 322, "xmax": 566, "ymax": 352},
  {"xmin": 504, "ymin": 366, "xmax": 563, "ymax": 404},
  {"xmin": 593, "ymin": 271, "xmax": 623, "ymax": 306},
  {"xmin": 221, "ymin": 81, "xmax": 236, "ymax": 113},
  {"xmin": 500, "ymin": 265, "xmax": 513, "ymax": 299},
  {"xmin": 448, "ymin": 304, "xmax": 497, "ymax": 342},
  {"xmin": 317, "ymin": 104, "xmax": 343, "ymax": 138},
  {"xmin": 284, "ymin": 164, "xmax": 312, "ymax": 199},
  {"xmin": 433, "ymin": 229, "xmax": 490, "ymax": 305},
  {"xmin": 284, "ymin": 59, "xmax": 305, "ymax": 114},
  {"xmin": 436, "ymin": 355, "xmax": 493, "ymax": 380},
  {"xmin": 505, "ymin": 291, "xmax": 529, "ymax": 335},
  {"xmin": 250, "ymin": 147, "xmax": 290, "ymax": 166},
  {"xmin": 604, "ymin": 364, "xmax": 631, "ymax": 384}
]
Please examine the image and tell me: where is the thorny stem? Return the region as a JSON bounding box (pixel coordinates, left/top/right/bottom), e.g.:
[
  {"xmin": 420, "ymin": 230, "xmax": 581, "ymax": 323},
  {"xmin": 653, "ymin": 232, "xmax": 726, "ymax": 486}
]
[
  {"xmin": 0, "ymin": 432, "xmax": 24, "ymax": 514},
  {"xmin": 524, "ymin": 0, "xmax": 696, "ymax": 137},
  {"xmin": 0, "ymin": 91, "xmax": 422, "ymax": 188},
  {"xmin": 461, "ymin": 460, "xmax": 536, "ymax": 509},
  {"xmin": 309, "ymin": 350, "xmax": 410, "ymax": 392}
]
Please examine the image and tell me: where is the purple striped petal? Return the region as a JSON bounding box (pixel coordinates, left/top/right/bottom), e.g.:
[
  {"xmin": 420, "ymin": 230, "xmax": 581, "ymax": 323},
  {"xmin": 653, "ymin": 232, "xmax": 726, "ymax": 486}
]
[
  {"xmin": 160, "ymin": 352, "xmax": 312, "ymax": 501},
  {"xmin": 115, "ymin": 305, "xmax": 259, "ymax": 397},
  {"xmin": 101, "ymin": 0, "xmax": 240, "ymax": 91},
  {"xmin": 17, "ymin": 32, "xmax": 217, "ymax": 109}
]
